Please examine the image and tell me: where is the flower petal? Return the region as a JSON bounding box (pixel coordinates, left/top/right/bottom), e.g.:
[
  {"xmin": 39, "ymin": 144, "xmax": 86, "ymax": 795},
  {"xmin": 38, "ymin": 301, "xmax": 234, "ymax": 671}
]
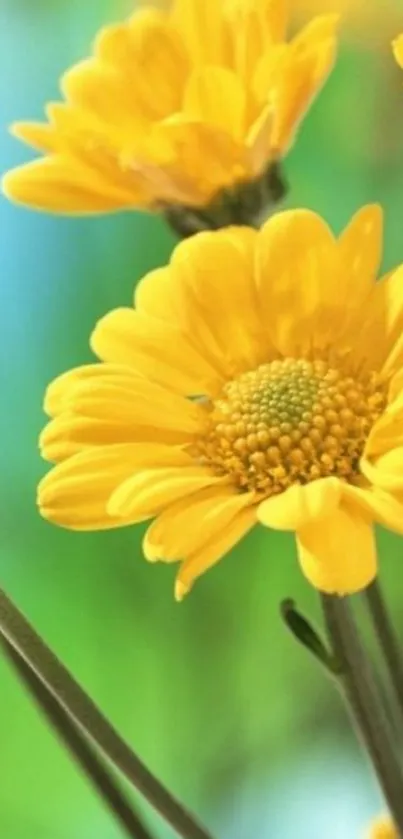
[
  {"xmin": 296, "ymin": 506, "xmax": 377, "ymax": 595},
  {"xmin": 40, "ymin": 412, "xmax": 188, "ymax": 463},
  {"xmin": 338, "ymin": 204, "xmax": 383, "ymax": 302},
  {"xmin": 90, "ymin": 307, "xmax": 223, "ymax": 396},
  {"xmin": 356, "ymin": 265, "xmax": 403, "ymax": 376},
  {"xmin": 143, "ymin": 118, "xmax": 248, "ymax": 204},
  {"xmin": 2, "ymin": 156, "xmax": 142, "ymax": 214},
  {"xmin": 168, "ymin": 227, "xmax": 268, "ymax": 376},
  {"xmin": 95, "ymin": 12, "xmax": 190, "ymax": 119},
  {"xmin": 108, "ymin": 467, "xmax": 224, "ymax": 520},
  {"xmin": 175, "ymin": 506, "xmax": 256, "ymax": 600},
  {"xmin": 144, "ymin": 486, "xmax": 253, "ymax": 562},
  {"xmin": 257, "ymin": 477, "xmax": 342, "ymax": 530},
  {"xmin": 10, "ymin": 121, "xmax": 59, "ymax": 154},
  {"xmin": 226, "ymin": 0, "xmax": 289, "ymax": 83},
  {"xmin": 171, "ymin": 0, "xmax": 224, "ymax": 64},
  {"xmin": 291, "ymin": 14, "xmax": 339, "ymax": 52},
  {"xmin": 361, "ymin": 448, "xmax": 403, "ymax": 493},
  {"xmin": 393, "ymin": 34, "xmax": 403, "ymax": 69},
  {"xmin": 184, "ymin": 67, "xmax": 246, "ymax": 142},
  {"xmin": 38, "ymin": 444, "xmax": 189, "ymax": 530},
  {"xmin": 270, "ymin": 34, "xmax": 337, "ymax": 152},
  {"xmin": 65, "ymin": 375, "xmax": 205, "ymax": 436},
  {"xmin": 342, "ymin": 484, "xmax": 403, "ymax": 537},
  {"xmin": 256, "ymin": 209, "xmax": 340, "ymax": 355},
  {"xmin": 364, "ymin": 399, "xmax": 403, "ymax": 459},
  {"xmin": 44, "ymin": 364, "xmax": 137, "ymax": 417}
]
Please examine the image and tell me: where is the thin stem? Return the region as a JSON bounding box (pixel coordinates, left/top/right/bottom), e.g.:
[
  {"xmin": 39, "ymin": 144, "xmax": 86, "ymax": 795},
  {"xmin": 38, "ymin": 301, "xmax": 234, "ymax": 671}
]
[
  {"xmin": 1, "ymin": 637, "xmax": 153, "ymax": 839},
  {"xmin": 365, "ymin": 580, "xmax": 403, "ymax": 715},
  {"xmin": 0, "ymin": 589, "xmax": 214, "ymax": 839},
  {"xmin": 321, "ymin": 595, "xmax": 403, "ymax": 832}
]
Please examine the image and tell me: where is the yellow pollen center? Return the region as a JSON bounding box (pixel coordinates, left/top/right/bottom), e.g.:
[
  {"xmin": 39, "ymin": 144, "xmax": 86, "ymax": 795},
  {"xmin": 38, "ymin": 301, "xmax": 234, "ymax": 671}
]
[{"xmin": 197, "ymin": 358, "xmax": 387, "ymax": 496}]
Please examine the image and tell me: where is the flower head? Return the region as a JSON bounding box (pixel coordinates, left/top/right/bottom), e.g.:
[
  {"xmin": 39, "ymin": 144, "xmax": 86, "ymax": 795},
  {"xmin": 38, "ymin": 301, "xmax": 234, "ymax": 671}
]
[
  {"xmin": 38, "ymin": 206, "xmax": 403, "ymax": 600},
  {"xmin": 367, "ymin": 816, "xmax": 398, "ymax": 839},
  {"xmin": 3, "ymin": 0, "xmax": 337, "ymax": 225}
]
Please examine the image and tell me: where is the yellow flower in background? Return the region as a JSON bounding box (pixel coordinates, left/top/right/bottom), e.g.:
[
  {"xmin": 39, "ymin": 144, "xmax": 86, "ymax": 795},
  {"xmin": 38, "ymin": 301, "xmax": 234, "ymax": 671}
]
[
  {"xmin": 38, "ymin": 206, "xmax": 403, "ymax": 600},
  {"xmin": 393, "ymin": 34, "xmax": 403, "ymax": 69},
  {"xmin": 3, "ymin": 0, "xmax": 337, "ymax": 222},
  {"xmin": 367, "ymin": 816, "xmax": 398, "ymax": 838}
]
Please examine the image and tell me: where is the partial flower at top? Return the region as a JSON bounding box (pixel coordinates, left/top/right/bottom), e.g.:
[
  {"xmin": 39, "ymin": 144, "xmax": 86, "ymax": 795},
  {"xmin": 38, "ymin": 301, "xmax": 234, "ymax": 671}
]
[
  {"xmin": 38, "ymin": 205, "xmax": 403, "ymax": 600},
  {"xmin": 367, "ymin": 816, "xmax": 398, "ymax": 839},
  {"xmin": 393, "ymin": 33, "xmax": 403, "ymax": 70},
  {"xmin": 2, "ymin": 0, "xmax": 338, "ymax": 232}
]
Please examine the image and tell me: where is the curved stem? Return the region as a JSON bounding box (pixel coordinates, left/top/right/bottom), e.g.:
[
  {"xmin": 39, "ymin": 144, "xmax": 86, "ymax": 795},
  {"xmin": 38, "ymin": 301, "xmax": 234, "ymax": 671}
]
[
  {"xmin": 1, "ymin": 637, "xmax": 153, "ymax": 839},
  {"xmin": 0, "ymin": 588, "xmax": 214, "ymax": 839},
  {"xmin": 321, "ymin": 595, "xmax": 403, "ymax": 832},
  {"xmin": 365, "ymin": 580, "xmax": 403, "ymax": 715}
]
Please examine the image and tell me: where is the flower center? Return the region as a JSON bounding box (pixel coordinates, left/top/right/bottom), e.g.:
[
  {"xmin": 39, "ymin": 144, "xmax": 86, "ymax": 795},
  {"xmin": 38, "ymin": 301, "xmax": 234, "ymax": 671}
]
[{"xmin": 196, "ymin": 358, "xmax": 387, "ymax": 496}]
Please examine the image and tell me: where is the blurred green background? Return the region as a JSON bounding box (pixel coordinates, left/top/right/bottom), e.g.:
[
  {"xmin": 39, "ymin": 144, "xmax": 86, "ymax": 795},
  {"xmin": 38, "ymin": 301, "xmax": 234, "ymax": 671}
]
[{"xmin": 1, "ymin": 1, "xmax": 403, "ymax": 837}]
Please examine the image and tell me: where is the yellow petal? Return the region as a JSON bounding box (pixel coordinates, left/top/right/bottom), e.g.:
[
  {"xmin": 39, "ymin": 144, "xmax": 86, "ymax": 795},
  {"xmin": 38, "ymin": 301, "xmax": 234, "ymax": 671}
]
[
  {"xmin": 38, "ymin": 444, "xmax": 188, "ymax": 530},
  {"xmin": 184, "ymin": 67, "xmax": 246, "ymax": 141},
  {"xmin": 338, "ymin": 204, "xmax": 383, "ymax": 303},
  {"xmin": 108, "ymin": 467, "xmax": 223, "ymax": 520},
  {"xmin": 296, "ymin": 506, "xmax": 376, "ymax": 595},
  {"xmin": 393, "ymin": 34, "xmax": 403, "ymax": 69},
  {"xmin": 65, "ymin": 375, "xmax": 205, "ymax": 436},
  {"xmin": 361, "ymin": 448, "xmax": 403, "ymax": 493},
  {"xmin": 134, "ymin": 267, "xmax": 178, "ymax": 321},
  {"xmin": 40, "ymin": 412, "xmax": 188, "ymax": 463},
  {"xmin": 256, "ymin": 209, "xmax": 340, "ymax": 355},
  {"xmin": 364, "ymin": 401, "xmax": 403, "ymax": 459},
  {"xmin": 175, "ymin": 506, "xmax": 256, "ymax": 600},
  {"xmin": 44, "ymin": 364, "xmax": 136, "ymax": 417},
  {"xmin": 291, "ymin": 14, "xmax": 339, "ymax": 52},
  {"xmin": 225, "ymin": 0, "xmax": 289, "ymax": 83},
  {"xmin": 90, "ymin": 307, "xmax": 223, "ymax": 396},
  {"xmin": 10, "ymin": 121, "xmax": 59, "ymax": 154},
  {"xmin": 169, "ymin": 227, "xmax": 270, "ymax": 377},
  {"xmin": 170, "ymin": 0, "xmax": 224, "ymax": 64},
  {"xmin": 96, "ymin": 13, "xmax": 189, "ymax": 119},
  {"xmin": 342, "ymin": 484, "xmax": 403, "ymax": 537},
  {"xmin": 143, "ymin": 117, "xmax": 248, "ymax": 203},
  {"xmin": 2, "ymin": 157, "xmax": 141, "ymax": 214},
  {"xmin": 270, "ymin": 36, "xmax": 337, "ymax": 153},
  {"xmin": 144, "ymin": 486, "xmax": 254, "ymax": 562},
  {"xmin": 257, "ymin": 477, "xmax": 341, "ymax": 530},
  {"xmin": 61, "ymin": 58, "xmax": 146, "ymax": 130},
  {"xmin": 355, "ymin": 265, "xmax": 403, "ymax": 376},
  {"xmin": 246, "ymin": 102, "xmax": 275, "ymax": 174}
]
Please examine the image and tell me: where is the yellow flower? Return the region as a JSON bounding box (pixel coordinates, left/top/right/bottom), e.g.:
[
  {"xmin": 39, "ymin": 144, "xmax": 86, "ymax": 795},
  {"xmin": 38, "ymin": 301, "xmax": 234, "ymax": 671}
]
[
  {"xmin": 38, "ymin": 206, "xmax": 403, "ymax": 600},
  {"xmin": 393, "ymin": 33, "xmax": 403, "ymax": 69},
  {"xmin": 367, "ymin": 816, "xmax": 398, "ymax": 839},
  {"xmin": 3, "ymin": 0, "xmax": 337, "ymax": 221}
]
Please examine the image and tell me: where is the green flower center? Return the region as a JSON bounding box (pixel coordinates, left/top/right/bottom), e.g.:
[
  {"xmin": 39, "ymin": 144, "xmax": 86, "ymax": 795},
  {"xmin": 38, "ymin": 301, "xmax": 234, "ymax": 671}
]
[{"xmin": 196, "ymin": 358, "xmax": 387, "ymax": 495}]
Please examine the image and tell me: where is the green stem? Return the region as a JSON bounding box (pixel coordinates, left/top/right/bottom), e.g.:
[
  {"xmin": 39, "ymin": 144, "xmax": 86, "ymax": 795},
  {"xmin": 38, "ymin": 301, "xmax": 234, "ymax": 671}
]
[
  {"xmin": 365, "ymin": 580, "xmax": 403, "ymax": 716},
  {"xmin": 1, "ymin": 637, "xmax": 153, "ymax": 839},
  {"xmin": 0, "ymin": 589, "xmax": 214, "ymax": 839},
  {"xmin": 321, "ymin": 595, "xmax": 403, "ymax": 832}
]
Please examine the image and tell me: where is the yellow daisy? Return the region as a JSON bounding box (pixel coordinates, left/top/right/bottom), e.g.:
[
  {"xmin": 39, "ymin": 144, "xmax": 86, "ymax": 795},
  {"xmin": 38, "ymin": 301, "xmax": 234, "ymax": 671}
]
[
  {"xmin": 38, "ymin": 206, "xmax": 403, "ymax": 600},
  {"xmin": 3, "ymin": 0, "xmax": 338, "ymax": 229},
  {"xmin": 367, "ymin": 816, "xmax": 398, "ymax": 839}
]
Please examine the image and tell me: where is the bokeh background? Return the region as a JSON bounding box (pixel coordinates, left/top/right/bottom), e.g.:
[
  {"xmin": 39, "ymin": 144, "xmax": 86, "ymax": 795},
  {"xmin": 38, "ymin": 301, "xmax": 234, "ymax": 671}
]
[{"xmin": 1, "ymin": 1, "xmax": 403, "ymax": 837}]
